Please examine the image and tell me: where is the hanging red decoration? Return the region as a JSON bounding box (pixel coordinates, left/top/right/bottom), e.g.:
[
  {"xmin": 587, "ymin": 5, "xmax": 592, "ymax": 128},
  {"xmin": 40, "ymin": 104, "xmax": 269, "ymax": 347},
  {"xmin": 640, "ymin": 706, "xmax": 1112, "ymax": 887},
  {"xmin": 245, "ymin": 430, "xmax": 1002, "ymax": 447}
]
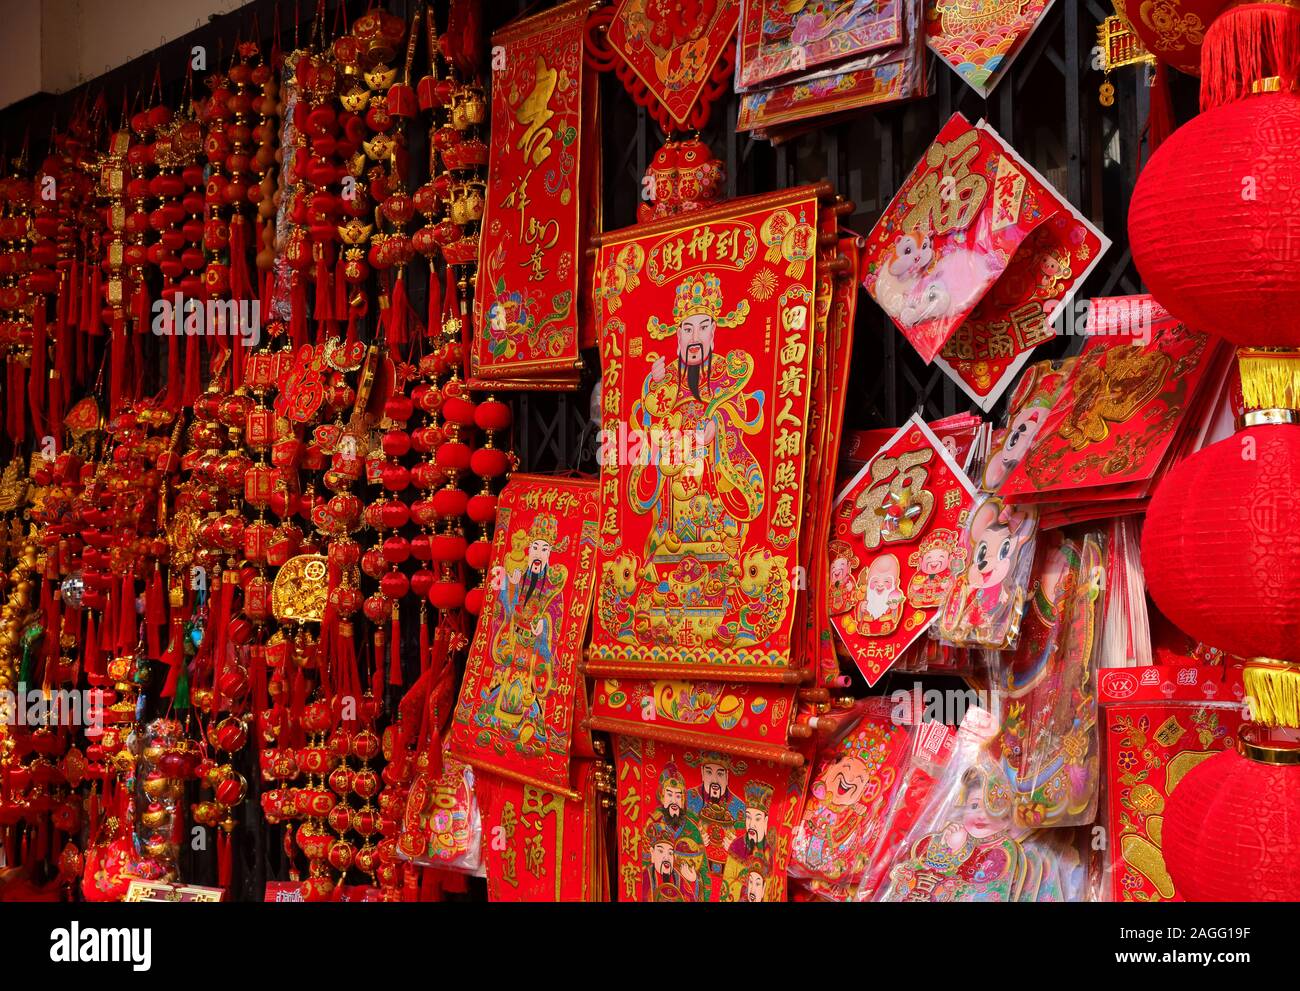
[
  {"xmin": 1129, "ymin": 88, "xmax": 1300, "ymax": 348},
  {"xmin": 1143, "ymin": 424, "xmax": 1300, "ymax": 661},
  {"xmin": 1163, "ymin": 739, "xmax": 1300, "ymax": 901},
  {"xmin": 1113, "ymin": 0, "xmax": 1229, "ymax": 75}
]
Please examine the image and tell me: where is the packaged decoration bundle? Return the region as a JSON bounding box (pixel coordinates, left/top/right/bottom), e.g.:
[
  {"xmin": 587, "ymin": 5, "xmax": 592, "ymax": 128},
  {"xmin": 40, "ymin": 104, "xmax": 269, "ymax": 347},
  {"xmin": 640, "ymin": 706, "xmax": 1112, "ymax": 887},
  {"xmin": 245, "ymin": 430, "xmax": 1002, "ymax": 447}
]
[{"xmin": 0, "ymin": 0, "xmax": 1297, "ymax": 916}]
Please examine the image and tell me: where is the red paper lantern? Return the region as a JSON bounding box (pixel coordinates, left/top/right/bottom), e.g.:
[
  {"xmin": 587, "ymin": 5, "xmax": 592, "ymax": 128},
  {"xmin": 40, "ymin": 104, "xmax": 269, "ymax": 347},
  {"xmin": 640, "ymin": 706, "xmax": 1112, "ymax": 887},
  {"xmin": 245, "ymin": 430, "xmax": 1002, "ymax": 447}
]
[
  {"xmin": 1163, "ymin": 742, "xmax": 1300, "ymax": 900},
  {"xmin": 1129, "ymin": 90, "xmax": 1300, "ymax": 347},
  {"xmin": 1114, "ymin": 0, "xmax": 1228, "ymax": 74},
  {"xmin": 1143, "ymin": 425, "xmax": 1300, "ymax": 660}
]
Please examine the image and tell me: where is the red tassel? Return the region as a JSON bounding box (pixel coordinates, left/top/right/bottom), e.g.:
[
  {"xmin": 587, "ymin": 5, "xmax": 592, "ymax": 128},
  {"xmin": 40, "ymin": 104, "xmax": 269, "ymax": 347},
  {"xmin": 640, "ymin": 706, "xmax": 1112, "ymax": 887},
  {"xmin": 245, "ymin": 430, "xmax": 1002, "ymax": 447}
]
[
  {"xmin": 84, "ymin": 611, "xmax": 101, "ymax": 678},
  {"xmin": 419, "ymin": 866, "xmax": 442, "ymax": 902},
  {"xmin": 88, "ymin": 266, "xmax": 102, "ymax": 335},
  {"xmin": 387, "ymin": 273, "xmax": 409, "ymax": 348},
  {"xmin": 251, "ymin": 641, "xmax": 268, "ymax": 741},
  {"xmin": 118, "ymin": 577, "xmax": 137, "ymax": 652},
  {"xmin": 133, "ymin": 282, "xmax": 150, "ymax": 334},
  {"xmin": 419, "ymin": 608, "xmax": 430, "ymax": 674},
  {"xmin": 6, "ymin": 362, "xmax": 20, "ymax": 443},
  {"xmin": 426, "ymin": 264, "xmax": 441, "ymax": 339},
  {"xmin": 1201, "ymin": 3, "xmax": 1300, "ymax": 110},
  {"xmin": 389, "ymin": 606, "xmax": 403, "ymax": 686},
  {"xmin": 290, "ymin": 276, "xmax": 309, "ymax": 350},
  {"xmin": 28, "ymin": 297, "xmax": 47, "ymax": 436},
  {"xmin": 217, "ymin": 831, "xmax": 233, "ymax": 889},
  {"xmin": 78, "ymin": 261, "xmax": 91, "ymax": 334},
  {"xmin": 229, "ymin": 216, "xmax": 255, "ymax": 301},
  {"xmin": 161, "ymin": 612, "xmax": 185, "ymax": 697},
  {"xmin": 145, "ymin": 570, "xmax": 165, "ymax": 660},
  {"xmin": 1146, "ymin": 61, "xmax": 1175, "ymax": 160},
  {"xmin": 334, "ymin": 253, "xmax": 348, "ymax": 323},
  {"xmin": 184, "ymin": 330, "xmax": 202, "ymax": 405},
  {"xmin": 109, "ymin": 314, "xmax": 127, "ymax": 415},
  {"xmin": 314, "ymin": 241, "xmax": 334, "ymax": 324}
]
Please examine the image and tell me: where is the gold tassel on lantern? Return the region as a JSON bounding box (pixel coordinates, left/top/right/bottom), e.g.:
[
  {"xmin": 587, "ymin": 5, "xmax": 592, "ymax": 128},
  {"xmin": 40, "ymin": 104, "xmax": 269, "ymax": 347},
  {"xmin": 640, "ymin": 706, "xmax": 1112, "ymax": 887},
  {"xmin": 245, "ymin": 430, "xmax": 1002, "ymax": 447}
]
[
  {"xmin": 1244, "ymin": 658, "xmax": 1300, "ymax": 729},
  {"xmin": 1238, "ymin": 347, "xmax": 1300, "ymax": 419}
]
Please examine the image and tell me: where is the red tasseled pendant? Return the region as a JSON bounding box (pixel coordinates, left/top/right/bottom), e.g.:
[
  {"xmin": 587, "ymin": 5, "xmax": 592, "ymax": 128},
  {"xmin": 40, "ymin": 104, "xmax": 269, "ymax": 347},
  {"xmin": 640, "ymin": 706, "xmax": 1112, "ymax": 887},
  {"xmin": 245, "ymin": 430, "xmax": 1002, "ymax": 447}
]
[
  {"xmin": 217, "ymin": 831, "xmax": 233, "ymax": 889},
  {"xmin": 419, "ymin": 608, "xmax": 430, "ymax": 674},
  {"xmin": 184, "ymin": 329, "xmax": 202, "ymax": 405},
  {"xmin": 290, "ymin": 276, "xmax": 309, "ymax": 350},
  {"xmin": 88, "ymin": 266, "xmax": 102, "ymax": 335},
  {"xmin": 109, "ymin": 314, "xmax": 127, "ymax": 415},
  {"xmin": 161, "ymin": 609, "xmax": 185, "ymax": 698},
  {"xmin": 388, "ymin": 606, "xmax": 403, "ymax": 686},
  {"xmin": 426, "ymin": 264, "xmax": 441, "ymax": 339},
  {"xmin": 251, "ymin": 641, "xmax": 268, "ymax": 741},
  {"xmin": 145, "ymin": 570, "xmax": 165, "ymax": 660},
  {"xmin": 84, "ymin": 611, "xmax": 101, "ymax": 679},
  {"xmin": 387, "ymin": 273, "xmax": 409, "ymax": 348},
  {"xmin": 28, "ymin": 295, "xmax": 47, "ymax": 435},
  {"xmin": 314, "ymin": 241, "xmax": 335, "ymax": 322},
  {"xmin": 6, "ymin": 362, "xmax": 21, "ymax": 443},
  {"xmin": 334, "ymin": 252, "xmax": 348, "ymax": 322},
  {"xmin": 229, "ymin": 216, "xmax": 255, "ymax": 302},
  {"xmin": 118, "ymin": 577, "xmax": 136, "ymax": 652}
]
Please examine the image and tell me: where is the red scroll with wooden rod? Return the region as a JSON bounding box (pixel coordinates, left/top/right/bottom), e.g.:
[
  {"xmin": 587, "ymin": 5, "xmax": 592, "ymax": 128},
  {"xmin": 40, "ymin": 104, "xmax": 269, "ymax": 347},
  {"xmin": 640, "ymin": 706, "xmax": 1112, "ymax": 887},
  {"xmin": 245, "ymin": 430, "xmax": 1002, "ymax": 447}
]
[
  {"xmin": 448, "ymin": 474, "xmax": 599, "ymax": 796},
  {"xmin": 588, "ymin": 187, "xmax": 827, "ymax": 684},
  {"xmin": 473, "ymin": 0, "xmax": 589, "ymax": 383}
]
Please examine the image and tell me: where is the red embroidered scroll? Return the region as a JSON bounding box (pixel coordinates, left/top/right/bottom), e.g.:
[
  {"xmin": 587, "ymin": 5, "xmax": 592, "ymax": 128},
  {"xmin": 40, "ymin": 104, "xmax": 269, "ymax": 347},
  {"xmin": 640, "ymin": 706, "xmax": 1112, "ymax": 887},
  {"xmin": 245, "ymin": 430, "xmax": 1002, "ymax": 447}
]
[
  {"xmin": 588, "ymin": 187, "xmax": 826, "ymax": 683},
  {"xmin": 473, "ymin": 0, "xmax": 589, "ymax": 382},
  {"xmin": 479, "ymin": 759, "xmax": 607, "ymax": 902},
  {"xmin": 448, "ymin": 474, "xmax": 599, "ymax": 796},
  {"xmin": 613, "ymin": 734, "xmax": 809, "ymax": 902}
]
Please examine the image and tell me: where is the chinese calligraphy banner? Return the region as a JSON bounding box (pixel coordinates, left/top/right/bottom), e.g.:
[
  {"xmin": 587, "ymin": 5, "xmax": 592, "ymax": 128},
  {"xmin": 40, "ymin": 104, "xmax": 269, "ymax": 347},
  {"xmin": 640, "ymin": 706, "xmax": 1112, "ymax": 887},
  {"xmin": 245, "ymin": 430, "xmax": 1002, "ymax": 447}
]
[
  {"xmin": 613, "ymin": 735, "xmax": 809, "ymax": 902},
  {"xmin": 480, "ymin": 758, "xmax": 607, "ymax": 901},
  {"xmin": 588, "ymin": 188, "xmax": 825, "ymax": 682},
  {"xmin": 449, "ymin": 474, "xmax": 600, "ymax": 796},
  {"xmin": 473, "ymin": 0, "xmax": 589, "ymax": 383},
  {"xmin": 862, "ymin": 113, "xmax": 1109, "ymax": 409},
  {"xmin": 829, "ymin": 414, "xmax": 976, "ymax": 686}
]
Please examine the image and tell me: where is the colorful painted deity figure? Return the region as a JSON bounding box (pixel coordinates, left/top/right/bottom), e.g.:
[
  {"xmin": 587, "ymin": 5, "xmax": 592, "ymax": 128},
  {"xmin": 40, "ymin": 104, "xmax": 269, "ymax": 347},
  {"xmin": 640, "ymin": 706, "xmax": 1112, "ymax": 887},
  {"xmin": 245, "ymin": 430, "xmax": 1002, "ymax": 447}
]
[
  {"xmin": 995, "ymin": 531, "xmax": 1104, "ymax": 829},
  {"xmin": 632, "ymin": 272, "xmax": 763, "ymax": 577},
  {"xmin": 592, "ymin": 191, "xmax": 822, "ymax": 678},
  {"xmin": 476, "ymin": 513, "xmax": 569, "ymax": 751},
  {"xmin": 450, "ymin": 475, "xmax": 599, "ymax": 794},
  {"xmin": 792, "ymin": 710, "xmax": 912, "ymax": 887}
]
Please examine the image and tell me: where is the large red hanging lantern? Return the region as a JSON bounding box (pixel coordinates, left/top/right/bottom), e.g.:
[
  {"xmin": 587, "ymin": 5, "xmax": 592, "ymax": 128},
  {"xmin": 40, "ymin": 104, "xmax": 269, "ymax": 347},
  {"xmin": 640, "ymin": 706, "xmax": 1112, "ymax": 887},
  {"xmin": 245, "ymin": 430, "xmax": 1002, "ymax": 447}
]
[
  {"xmin": 1163, "ymin": 736, "xmax": 1300, "ymax": 901},
  {"xmin": 1129, "ymin": 87, "xmax": 1300, "ymax": 347},
  {"xmin": 1142, "ymin": 423, "xmax": 1300, "ymax": 661}
]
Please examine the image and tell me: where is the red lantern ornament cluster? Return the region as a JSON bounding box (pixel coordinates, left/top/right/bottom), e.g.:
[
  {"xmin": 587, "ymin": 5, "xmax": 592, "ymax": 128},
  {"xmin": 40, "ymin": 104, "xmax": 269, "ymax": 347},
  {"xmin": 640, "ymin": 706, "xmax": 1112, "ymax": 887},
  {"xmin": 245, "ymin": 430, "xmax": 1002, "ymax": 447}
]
[{"xmin": 1132, "ymin": 1, "xmax": 1300, "ymax": 902}]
